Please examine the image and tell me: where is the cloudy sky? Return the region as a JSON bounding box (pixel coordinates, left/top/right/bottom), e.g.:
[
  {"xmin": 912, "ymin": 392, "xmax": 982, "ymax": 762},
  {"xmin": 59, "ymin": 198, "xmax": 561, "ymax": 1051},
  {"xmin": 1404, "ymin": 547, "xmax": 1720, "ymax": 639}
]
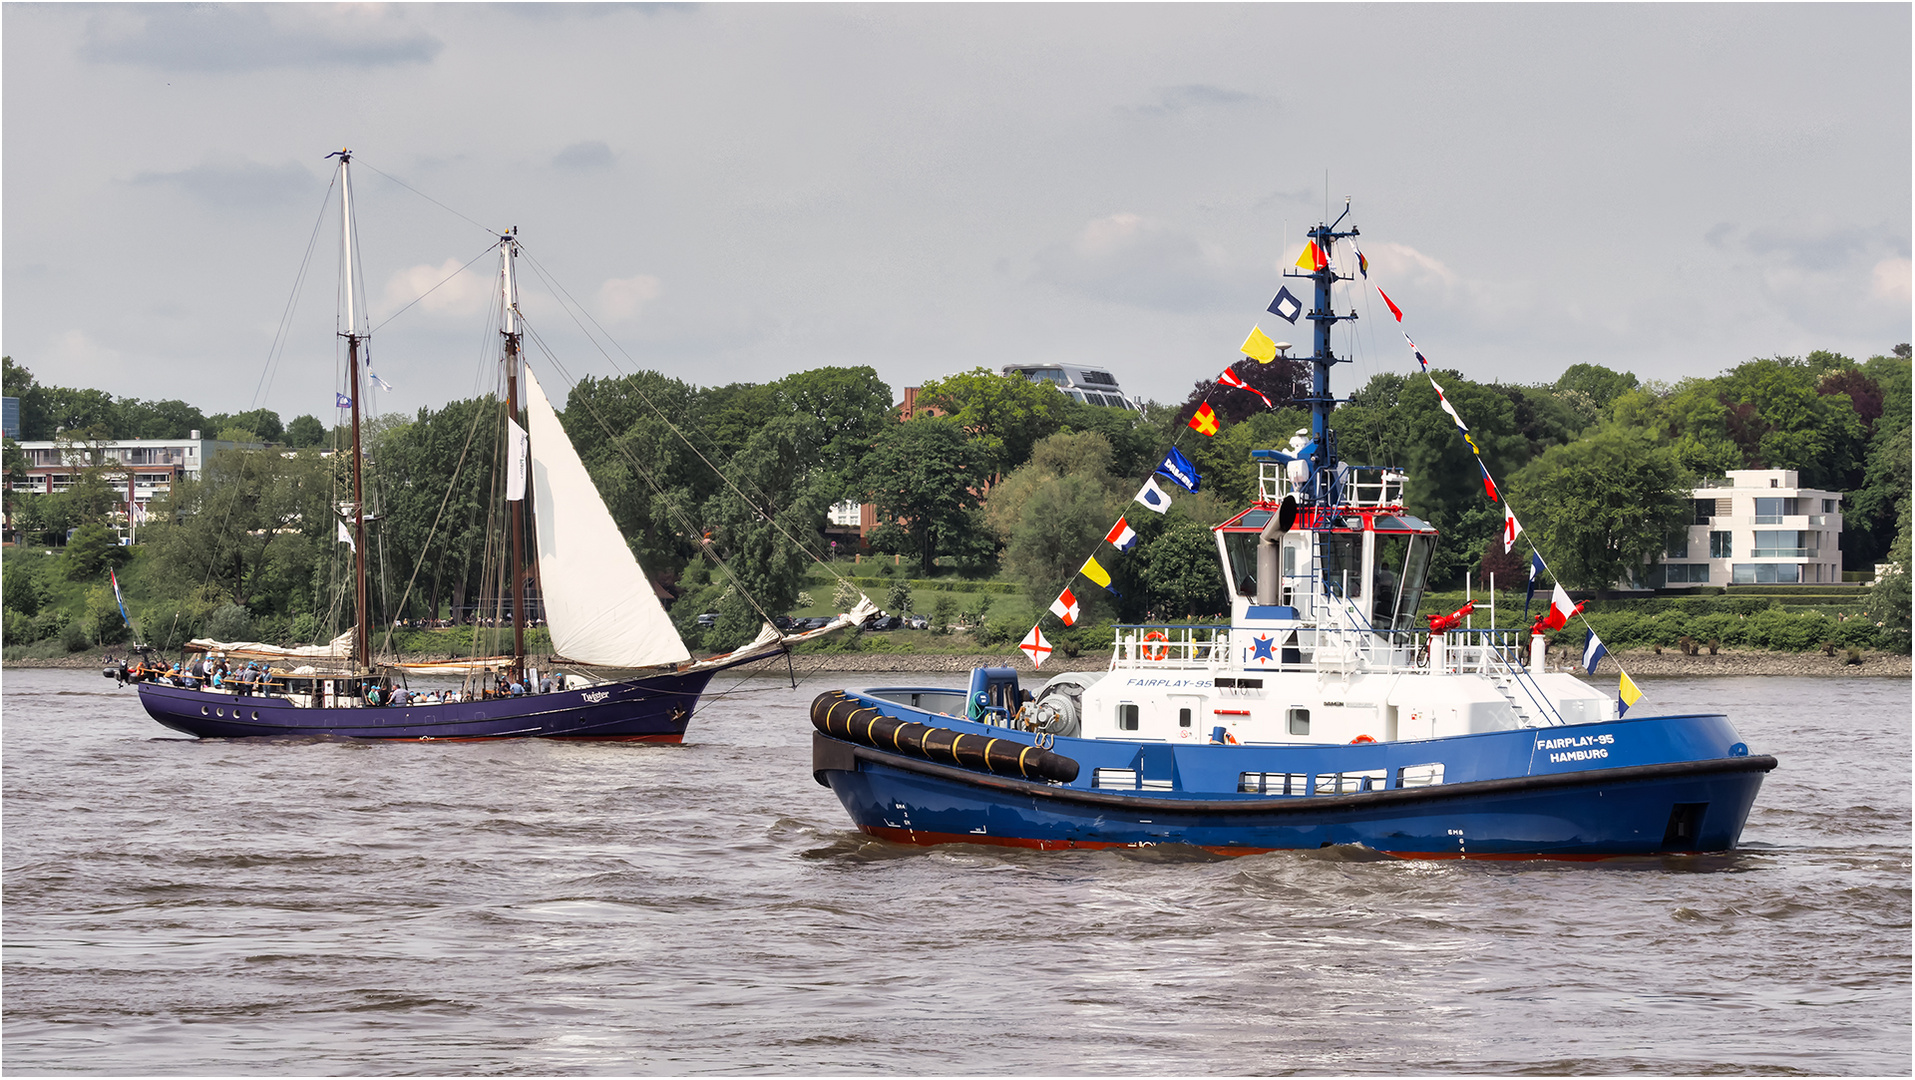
[{"xmin": 4, "ymin": 3, "xmax": 1909, "ymax": 422}]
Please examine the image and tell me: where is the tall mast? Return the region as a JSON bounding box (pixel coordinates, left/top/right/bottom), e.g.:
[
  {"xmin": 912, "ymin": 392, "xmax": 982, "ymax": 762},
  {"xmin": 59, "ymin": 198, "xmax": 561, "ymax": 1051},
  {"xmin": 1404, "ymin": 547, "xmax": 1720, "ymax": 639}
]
[
  {"xmin": 336, "ymin": 148, "xmax": 372, "ymax": 671},
  {"xmin": 1285, "ymin": 200, "xmax": 1360, "ymax": 508},
  {"xmin": 500, "ymin": 228, "xmax": 526, "ymax": 679}
]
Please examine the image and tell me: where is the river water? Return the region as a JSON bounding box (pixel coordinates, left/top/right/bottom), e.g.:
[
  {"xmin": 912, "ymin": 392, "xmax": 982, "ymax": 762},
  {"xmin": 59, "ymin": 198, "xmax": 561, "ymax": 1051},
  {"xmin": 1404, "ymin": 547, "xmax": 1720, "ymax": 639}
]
[{"xmin": 3, "ymin": 667, "xmax": 1908, "ymax": 1075}]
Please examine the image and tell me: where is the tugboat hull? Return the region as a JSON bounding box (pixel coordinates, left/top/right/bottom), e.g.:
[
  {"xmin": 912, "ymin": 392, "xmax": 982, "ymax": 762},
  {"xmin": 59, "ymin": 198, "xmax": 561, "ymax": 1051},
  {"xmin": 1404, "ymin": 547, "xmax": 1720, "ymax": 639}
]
[
  {"xmin": 137, "ymin": 670, "xmax": 717, "ymax": 741},
  {"xmin": 811, "ymin": 693, "xmax": 1777, "ymax": 858},
  {"xmin": 818, "ymin": 738, "xmax": 1772, "ymax": 857}
]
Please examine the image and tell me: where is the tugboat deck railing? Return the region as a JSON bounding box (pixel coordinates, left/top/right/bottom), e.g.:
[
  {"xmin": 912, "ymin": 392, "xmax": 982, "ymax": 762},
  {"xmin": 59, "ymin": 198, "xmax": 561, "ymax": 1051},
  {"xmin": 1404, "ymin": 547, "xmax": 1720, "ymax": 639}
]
[
  {"xmin": 1109, "ymin": 623, "xmax": 1554, "ymax": 686},
  {"xmin": 1259, "ymin": 462, "xmax": 1406, "ymax": 507}
]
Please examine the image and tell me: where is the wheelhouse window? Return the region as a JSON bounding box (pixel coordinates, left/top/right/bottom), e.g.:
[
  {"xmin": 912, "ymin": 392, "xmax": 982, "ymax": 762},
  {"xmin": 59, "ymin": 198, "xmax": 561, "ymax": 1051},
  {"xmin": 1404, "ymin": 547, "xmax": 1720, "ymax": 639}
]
[
  {"xmin": 1371, "ymin": 532, "xmax": 1433, "ymax": 631},
  {"xmin": 1320, "ymin": 533, "xmax": 1362, "ymax": 598},
  {"xmin": 1220, "ymin": 510, "xmax": 1274, "ymax": 597}
]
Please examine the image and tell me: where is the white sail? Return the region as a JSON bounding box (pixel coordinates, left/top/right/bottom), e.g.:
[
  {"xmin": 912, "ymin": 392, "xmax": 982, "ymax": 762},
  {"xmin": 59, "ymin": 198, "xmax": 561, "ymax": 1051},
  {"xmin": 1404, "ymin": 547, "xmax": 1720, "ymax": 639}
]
[{"xmin": 522, "ymin": 367, "xmax": 691, "ymax": 668}]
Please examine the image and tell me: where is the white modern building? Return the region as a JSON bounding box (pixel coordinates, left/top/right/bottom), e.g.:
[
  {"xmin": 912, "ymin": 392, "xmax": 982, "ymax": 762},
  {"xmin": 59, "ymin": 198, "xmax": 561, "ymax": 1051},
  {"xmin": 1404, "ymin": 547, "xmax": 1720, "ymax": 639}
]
[
  {"xmin": 1000, "ymin": 363, "xmax": 1146, "ymax": 411},
  {"xmin": 1648, "ymin": 468, "xmax": 1844, "ymax": 587},
  {"xmin": 7, "ymin": 432, "xmax": 261, "ymax": 537}
]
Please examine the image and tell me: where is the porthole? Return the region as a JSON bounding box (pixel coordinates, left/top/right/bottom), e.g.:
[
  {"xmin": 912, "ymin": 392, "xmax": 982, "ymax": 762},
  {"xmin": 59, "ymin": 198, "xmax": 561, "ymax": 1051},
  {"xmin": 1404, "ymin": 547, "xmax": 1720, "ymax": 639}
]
[
  {"xmin": 251, "ymin": 711, "xmax": 260, "ymax": 720},
  {"xmin": 216, "ymin": 708, "xmax": 225, "ymax": 717},
  {"xmin": 200, "ymin": 706, "xmax": 209, "ymax": 716}
]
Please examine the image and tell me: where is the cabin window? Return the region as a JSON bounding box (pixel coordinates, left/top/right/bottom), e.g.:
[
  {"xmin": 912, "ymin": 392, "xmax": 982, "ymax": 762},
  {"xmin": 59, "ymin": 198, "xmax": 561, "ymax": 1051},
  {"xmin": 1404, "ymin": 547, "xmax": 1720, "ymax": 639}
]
[
  {"xmin": 1221, "ymin": 522, "xmax": 1272, "ymax": 597},
  {"xmin": 1371, "ymin": 532, "xmax": 1433, "ymax": 631},
  {"xmin": 1288, "ymin": 707, "xmax": 1310, "ymax": 735},
  {"xmin": 1119, "ymin": 704, "xmax": 1139, "ymax": 731},
  {"xmin": 1320, "ymin": 534, "xmax": 1362, "ymax": 598},
  {"xmin": 1179, "ymin": 708, "xmax": 1192, "ymax": 728}
]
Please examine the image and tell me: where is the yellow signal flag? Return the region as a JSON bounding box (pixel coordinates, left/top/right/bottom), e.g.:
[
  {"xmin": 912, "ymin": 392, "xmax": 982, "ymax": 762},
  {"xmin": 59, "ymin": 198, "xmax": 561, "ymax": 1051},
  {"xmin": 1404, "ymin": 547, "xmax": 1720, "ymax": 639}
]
[
  {"xmin": 1618, "ymin": 670, "xmax": 1644, "ymax": 717},
  {"xmin": 1240, "ymin": 324, "xmax": 1278, "ymax": 364},
  {"xmin": 1295, "ymin": 241, "xmax": 1323, "ymax": 271},
  {"xmin": 1079, "ymin": 555, "xmax": 1113, "ymax": 590}
]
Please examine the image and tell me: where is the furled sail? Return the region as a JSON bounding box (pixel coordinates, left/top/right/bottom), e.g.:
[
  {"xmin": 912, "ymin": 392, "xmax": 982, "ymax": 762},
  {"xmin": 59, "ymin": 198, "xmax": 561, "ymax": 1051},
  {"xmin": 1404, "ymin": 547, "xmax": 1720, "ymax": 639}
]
[{"xmin": 522, "ymin": 367, "xmax": 691, "ymax": 668}]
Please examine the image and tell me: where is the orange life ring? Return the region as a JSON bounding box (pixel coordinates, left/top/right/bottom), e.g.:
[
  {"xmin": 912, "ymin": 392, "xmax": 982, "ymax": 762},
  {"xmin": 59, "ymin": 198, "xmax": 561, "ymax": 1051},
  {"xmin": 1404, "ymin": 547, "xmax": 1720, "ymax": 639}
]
[
  {"xmin": 1142, "ymin": 630, "xmax": 1169, "ymax": 661},
  {"xmin": 1351, "ymin": 734, "xmax": 1377, "ymax": 744}
]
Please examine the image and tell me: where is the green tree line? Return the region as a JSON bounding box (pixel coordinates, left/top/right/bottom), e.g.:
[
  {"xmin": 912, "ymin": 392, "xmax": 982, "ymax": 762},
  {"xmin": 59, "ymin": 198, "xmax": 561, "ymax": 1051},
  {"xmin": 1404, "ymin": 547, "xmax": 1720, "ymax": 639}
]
[{"xmin": 4, "ymin": 342, "xmax": 1908, "ymax": 656}]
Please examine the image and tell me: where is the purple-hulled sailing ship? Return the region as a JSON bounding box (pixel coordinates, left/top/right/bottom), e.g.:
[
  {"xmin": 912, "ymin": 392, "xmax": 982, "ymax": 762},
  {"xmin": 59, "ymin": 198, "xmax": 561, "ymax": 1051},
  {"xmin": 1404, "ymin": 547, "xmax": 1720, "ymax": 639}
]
[{"xmin": 115, "ymin": 149, "xmax": 867, "ymax": 741}]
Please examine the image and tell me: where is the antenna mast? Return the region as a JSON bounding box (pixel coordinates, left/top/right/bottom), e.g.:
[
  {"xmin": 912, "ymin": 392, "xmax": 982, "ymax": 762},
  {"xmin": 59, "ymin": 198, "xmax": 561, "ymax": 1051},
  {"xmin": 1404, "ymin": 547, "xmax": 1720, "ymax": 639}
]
[{"xmin": 1283, "ymin": 200, "xmax": 1359, "ymax": 508}]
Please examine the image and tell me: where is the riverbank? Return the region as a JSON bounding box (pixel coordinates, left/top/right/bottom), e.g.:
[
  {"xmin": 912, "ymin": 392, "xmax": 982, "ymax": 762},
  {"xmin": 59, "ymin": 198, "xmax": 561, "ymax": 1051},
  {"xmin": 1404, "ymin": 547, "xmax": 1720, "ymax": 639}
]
[{"xmin": 20, "ymin": 647, "xmax": 1908, "ymax": 677}]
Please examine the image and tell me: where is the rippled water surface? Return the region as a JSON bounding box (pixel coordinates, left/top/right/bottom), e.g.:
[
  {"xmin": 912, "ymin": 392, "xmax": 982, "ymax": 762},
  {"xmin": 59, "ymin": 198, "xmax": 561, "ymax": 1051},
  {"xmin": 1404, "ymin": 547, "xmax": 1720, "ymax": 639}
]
[{"xmin": 4, "ymin": 668, "xmax": 1909, "ymax": 1074}]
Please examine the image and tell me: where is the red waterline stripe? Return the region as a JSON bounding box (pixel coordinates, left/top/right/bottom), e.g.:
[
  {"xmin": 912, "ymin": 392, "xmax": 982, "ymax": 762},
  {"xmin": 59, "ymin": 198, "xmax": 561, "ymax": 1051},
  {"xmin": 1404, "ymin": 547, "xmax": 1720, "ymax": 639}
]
[{"xmin": 859, "ymin": 824, "xmax": 1635, "ymax": 861}]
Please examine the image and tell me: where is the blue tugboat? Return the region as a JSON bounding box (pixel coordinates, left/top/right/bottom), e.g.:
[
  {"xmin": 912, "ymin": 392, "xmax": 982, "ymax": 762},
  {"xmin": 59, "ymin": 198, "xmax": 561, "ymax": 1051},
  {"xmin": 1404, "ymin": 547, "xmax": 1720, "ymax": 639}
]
[{"xmin": 810, "ymin": 211, "xmax": 1775, "ymax": 857}]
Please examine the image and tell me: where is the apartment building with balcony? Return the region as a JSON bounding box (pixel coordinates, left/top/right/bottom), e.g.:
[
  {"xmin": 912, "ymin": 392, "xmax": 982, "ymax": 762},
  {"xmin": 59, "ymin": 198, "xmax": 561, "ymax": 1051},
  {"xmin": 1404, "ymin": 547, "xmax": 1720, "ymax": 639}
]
[
  {"xmin": 1643, "ymin": 468, "xmax": 1844, "ymax": 587},
  {"xmin": 7, "ymin": 432, "xmax": 261, "ymax": 535}
]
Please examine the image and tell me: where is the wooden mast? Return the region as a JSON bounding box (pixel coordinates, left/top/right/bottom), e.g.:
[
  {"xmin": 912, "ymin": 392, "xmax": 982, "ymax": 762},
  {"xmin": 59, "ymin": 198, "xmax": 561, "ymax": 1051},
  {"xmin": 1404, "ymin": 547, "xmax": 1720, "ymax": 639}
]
[
  {"xmin": 337, "ymin": 149, "xmax": 372, "ymax": 672},
  {"xmin": 500, "ymin": 229, "xmax": 527, "ymax": 682}
]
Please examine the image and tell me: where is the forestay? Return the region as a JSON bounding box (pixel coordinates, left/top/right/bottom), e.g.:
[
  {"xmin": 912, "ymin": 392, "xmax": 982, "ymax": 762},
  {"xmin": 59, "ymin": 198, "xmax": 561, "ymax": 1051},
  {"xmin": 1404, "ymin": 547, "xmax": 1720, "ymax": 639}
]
[{"xmin": 522, "ymin": 367, "xmax": 692, "ymax": 668}]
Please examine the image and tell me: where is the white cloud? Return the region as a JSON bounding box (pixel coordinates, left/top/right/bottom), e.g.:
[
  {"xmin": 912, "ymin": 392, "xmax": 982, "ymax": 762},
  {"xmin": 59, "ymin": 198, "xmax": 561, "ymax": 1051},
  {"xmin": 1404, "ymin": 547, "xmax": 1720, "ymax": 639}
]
[
  {"xmin": 1871, "ymin": 257, "xmax": 1911, "ymax": 304},
  {"xmin": 380, "ymin": 259, "xmax": 493, "ymax": 321},
  {"xmin": 1360, "ymin": 241, "xmax": 1462, "ymax": 294},
  {"xmin": 1034, "ymin": 213, "xmax": 1234, "ymax": 311},
  {"xmin": 595, "ymin": 275, "xmax": 663, "ymax": 324},
  {"xmin": 49, "ymin": 329, "xmax": 121, "ymax": 367}
]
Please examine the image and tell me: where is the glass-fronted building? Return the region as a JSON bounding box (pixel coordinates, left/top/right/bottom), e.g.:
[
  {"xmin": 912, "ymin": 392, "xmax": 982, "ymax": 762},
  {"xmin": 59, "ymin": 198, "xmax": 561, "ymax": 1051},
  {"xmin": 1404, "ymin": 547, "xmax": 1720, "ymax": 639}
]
[
  {"xmin": 1000, "ymin": 364, "xmax": 1144, "ymax": 411},
  {"xmin": 1644, "ymin": 469, "xmax": 1844, "ymax": 587}
]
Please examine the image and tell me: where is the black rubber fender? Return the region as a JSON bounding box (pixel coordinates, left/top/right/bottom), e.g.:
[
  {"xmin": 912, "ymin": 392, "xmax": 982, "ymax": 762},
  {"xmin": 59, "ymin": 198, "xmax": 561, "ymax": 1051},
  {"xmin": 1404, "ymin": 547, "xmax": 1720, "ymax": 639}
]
[{"xmin": 811, "ymin": 691, "xmax": 1079, "ymax": 784}]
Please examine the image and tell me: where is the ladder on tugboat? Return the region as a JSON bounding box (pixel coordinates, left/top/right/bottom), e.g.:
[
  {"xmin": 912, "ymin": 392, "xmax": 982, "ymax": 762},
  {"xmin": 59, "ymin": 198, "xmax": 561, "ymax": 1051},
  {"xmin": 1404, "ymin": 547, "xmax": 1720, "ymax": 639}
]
[{"xmin": 1486, "ymin": 658, "xmax": 1564, "ymax": 727}]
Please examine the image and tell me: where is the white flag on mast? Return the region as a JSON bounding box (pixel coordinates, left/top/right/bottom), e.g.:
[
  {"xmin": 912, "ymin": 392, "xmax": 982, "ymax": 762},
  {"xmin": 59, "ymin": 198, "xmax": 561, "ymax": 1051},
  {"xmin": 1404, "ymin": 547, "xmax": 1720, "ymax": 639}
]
[{"xmin": 506, "ymin": 418, "xmax": 529, "ymax": 502}]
